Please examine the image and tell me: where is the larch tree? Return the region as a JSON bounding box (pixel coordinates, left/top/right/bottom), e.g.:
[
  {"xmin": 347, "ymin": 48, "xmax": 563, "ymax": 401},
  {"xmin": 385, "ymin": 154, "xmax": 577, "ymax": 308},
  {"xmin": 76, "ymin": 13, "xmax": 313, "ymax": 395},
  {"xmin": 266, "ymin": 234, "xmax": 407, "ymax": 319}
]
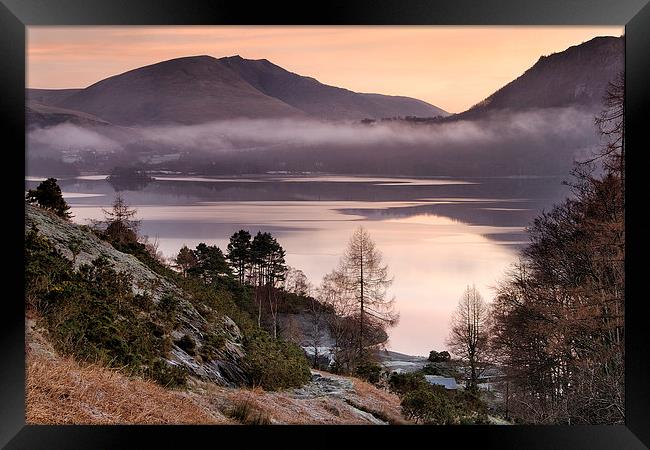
[
  {"xmin": 594, "ymin": 71, "xmax": 625, "ymax": 190},
  {"xmin": 338, "ymin": 226, "xmax": 398, "ymax": 362},
  {"xmin": 488, "ymin": 71, "xmax": 625, "ymax": 424},
  {"xmin": 447, "ymin": 284, "xmax": 490, "ymax": 391},
  {"xmin": 99, "ymin": 193, "xmax": 140, "ymax": 244},
  {"xmin": 317, "ymin": 268, "xmax": 358, "ymax": 372}
]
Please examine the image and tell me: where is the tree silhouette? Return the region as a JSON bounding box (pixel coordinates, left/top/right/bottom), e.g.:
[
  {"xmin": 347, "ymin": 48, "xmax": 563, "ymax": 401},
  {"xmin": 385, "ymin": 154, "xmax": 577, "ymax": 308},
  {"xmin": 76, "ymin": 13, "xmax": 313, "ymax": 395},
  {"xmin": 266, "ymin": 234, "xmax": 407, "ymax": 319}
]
[
  {"xmin": 26, "ymin": 178, "xmax": 72, "ymax": 220},
  {"xmin": 227, "ymin": 230, "xmax": 252, "ymax": 284},
  {"xmin": 447, "ymin": 285, "xmax": 490, "ymax": 391},
  {"xmin": 337, "ymin": 226, "xmax": 398, "ymax": 363}
]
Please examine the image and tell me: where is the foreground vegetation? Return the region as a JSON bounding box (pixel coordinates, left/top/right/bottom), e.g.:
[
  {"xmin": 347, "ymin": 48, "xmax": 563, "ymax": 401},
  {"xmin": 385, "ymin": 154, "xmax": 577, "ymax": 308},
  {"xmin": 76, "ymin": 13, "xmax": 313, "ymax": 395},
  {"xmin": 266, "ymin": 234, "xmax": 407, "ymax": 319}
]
[
  {"xmin": 25, "ymin": 69, "xmax": 623, "ymax": 423},
  {"xmin": 434, "ymin": 73, "xmax": 626, "ymax": 425},
  {"xmin": 25, "ymin": 187, "xmax": 312, "ymax": 391}
]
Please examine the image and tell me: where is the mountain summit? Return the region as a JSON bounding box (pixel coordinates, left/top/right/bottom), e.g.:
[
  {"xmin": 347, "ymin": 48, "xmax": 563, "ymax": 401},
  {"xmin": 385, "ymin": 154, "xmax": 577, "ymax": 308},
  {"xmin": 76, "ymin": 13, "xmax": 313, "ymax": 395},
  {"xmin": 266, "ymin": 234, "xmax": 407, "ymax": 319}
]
[
  {"xmin": 46, "ymin": 55, "xmax": 304, "ymax": 125},
  {"xmin": 30, "ymin": 55, "xmax": 448, "ymax": 126}
]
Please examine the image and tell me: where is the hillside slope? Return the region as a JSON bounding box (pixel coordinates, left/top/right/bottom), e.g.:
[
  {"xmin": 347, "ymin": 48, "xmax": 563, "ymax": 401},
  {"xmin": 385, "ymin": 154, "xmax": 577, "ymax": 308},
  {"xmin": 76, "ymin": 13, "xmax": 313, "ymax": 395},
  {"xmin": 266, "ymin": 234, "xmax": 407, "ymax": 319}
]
[
  {"xmin": 456, "ymin": 36, "xmax": 623, "ymax": 119},
  {"xmin": 220, "ymin": 55, "xmax": 448, "ymax": 120},
  {"xmin": 26, "ymin": 204, "xmax": 248, "ymax": 386},
  {"xmin": 26, "ymin": 314, "xmax": 405, "ymax": 425},
  {"xmin": 53, "ymin": 56, "xmax": 306, "ymax": 125},
  {"xmin": 28, "ymin": 55, "xmax": 447, "ymax": 126}
]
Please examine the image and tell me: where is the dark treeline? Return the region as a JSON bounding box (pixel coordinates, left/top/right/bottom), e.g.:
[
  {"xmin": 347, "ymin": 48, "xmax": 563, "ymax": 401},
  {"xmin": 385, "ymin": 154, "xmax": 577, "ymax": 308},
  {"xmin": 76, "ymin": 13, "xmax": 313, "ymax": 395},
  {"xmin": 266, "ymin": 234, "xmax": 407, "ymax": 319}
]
[
  {"xmin": 175, "ymin": 230, "xmax": 288, "ymax": 338},
  {"xmin": 488, "ymin": 72, "xmax": 625, "ymax": 424}
]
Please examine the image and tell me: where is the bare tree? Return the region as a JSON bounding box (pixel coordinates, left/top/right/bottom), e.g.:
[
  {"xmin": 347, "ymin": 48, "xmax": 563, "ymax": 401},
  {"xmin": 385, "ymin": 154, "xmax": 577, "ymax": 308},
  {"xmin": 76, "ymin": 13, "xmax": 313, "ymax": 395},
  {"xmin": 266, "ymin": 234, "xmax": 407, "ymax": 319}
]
[
  {"xmin": 305, "ymin": 295, "xmax": 327, "ymax": 368},
  {"xmin": 447, "ymin": 284, "xmax": 490, "ymax": 391},
  {"xmin": 594, "ymin": 71, "xmax": 625, "ymax": 189},
  {"xmin": 336, "ymin": 227, "xmax": 398, "ymax": 364},
  {"xmin": 284, "ymin": 267, "xmax": 311, "ymax": 296},
  {"xmin": 140, "ymin": 233, "xmax": 166, "ymax": 264},
  {"xmin": 318, "ymin": 269, "xmax": 357, "ymax": 372},
  {"xmin": 93, "ymin": 193, "xmax": 140, "ymax": 244}
]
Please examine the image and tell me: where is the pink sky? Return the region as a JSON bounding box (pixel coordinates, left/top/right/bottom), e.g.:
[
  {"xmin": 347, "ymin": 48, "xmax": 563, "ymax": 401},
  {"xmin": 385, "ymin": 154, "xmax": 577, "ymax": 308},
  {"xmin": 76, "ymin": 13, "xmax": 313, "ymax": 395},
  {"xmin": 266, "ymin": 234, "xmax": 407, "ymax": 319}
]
[{"xmin": 27, "ymin": 26, "xmax": 622, "ymax": 113}]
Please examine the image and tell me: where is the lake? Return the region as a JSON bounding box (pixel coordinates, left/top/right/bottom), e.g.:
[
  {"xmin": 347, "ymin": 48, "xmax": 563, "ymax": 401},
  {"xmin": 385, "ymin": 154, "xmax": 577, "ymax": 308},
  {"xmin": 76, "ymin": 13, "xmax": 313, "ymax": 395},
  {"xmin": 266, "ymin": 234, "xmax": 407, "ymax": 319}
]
[{"xmin": 25, "ymin": 174, "xmax": 570, "ymax": 356}]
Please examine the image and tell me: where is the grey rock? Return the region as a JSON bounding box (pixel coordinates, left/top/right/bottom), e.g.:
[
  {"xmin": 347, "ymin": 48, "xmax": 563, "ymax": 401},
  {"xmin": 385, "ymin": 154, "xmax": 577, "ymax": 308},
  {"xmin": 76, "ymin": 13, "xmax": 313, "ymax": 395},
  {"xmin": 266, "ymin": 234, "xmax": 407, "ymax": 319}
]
[{"xmin": 26, "ymin": 204, "xmax": 249, "ymax": 386}]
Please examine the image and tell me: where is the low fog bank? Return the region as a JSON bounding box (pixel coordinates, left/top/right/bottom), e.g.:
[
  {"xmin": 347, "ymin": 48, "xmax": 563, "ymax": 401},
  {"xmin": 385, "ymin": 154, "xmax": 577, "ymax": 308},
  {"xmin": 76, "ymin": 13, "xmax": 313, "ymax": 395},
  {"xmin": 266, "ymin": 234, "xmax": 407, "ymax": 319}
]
[{"xmin": 27, "ymin": 107, "xmax": 601, "ymax": 177}]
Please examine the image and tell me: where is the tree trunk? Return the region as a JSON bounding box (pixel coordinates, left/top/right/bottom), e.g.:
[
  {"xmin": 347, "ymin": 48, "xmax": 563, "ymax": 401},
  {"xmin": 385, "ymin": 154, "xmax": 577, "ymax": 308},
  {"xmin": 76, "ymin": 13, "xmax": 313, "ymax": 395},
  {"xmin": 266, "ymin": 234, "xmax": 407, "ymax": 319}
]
[{"xmin": 359, "ymin": 244, "xmax": 364, "ymax": 359}]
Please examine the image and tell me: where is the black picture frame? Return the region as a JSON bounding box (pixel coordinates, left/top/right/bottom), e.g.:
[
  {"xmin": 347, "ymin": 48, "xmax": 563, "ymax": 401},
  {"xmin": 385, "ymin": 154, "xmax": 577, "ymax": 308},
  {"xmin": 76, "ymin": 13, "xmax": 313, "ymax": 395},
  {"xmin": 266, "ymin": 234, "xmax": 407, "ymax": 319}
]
[{"xmin": 1, "ymin": 1, "xmax": 649, "ymax": 448}]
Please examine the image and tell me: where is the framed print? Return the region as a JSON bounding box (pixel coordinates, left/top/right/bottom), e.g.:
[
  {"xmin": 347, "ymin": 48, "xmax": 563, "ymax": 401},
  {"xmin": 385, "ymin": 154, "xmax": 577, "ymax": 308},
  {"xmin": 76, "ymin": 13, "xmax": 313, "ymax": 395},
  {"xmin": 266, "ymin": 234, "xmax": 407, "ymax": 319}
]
[{"xmin": 1, "ymin": 0, "xmax": 649, "ymax": 448}]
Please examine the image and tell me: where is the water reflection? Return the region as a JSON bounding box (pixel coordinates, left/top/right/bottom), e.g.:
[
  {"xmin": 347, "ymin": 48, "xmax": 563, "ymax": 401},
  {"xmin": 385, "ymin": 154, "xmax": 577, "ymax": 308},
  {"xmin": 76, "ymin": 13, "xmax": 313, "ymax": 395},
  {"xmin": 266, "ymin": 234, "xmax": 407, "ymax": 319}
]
[{"xmin": 25, "ymin": 174, "xmax": 569, "ymax": 356}]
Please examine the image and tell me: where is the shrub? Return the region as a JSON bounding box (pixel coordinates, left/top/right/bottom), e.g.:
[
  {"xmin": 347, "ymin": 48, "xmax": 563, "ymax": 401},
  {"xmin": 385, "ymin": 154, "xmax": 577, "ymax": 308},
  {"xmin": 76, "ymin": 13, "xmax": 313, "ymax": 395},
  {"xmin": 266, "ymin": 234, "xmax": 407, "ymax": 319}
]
[
  {"xmin": 388, "ymin": 372, "xmax": 428, "ymax": 396},
  {"xmin": 176, "ymin": 335, "xmax": 196, "ymax": 356},
  {"xmin": 243, "ymin": 330, "xmax": 311, "ymax": 390},
  {"xmin": 226, "ymin": 397, "xmax": 271, "ymax": 425},
  {"xmin": 25, "ymin": 230, "xmax": 182, "ymax": 388},
  {"xmin": 200, "ymin": 332, "xmax": 226, "ymax": 360},
  {"xmin": 355, "ymin": 361, "xmax": 382, "ymax": 384},
  {"xmin": 133, "ymin": 293, "xmax": 154, "ymax": 312},
  {"xmin": 25, "ymin": 226, "xmax": 74, "ymax": 312},
  {"xmin": 401, "ymin": 385, "xmax": 455, "ymax": 424},
  {"xmin": 148, "ymin": 359, "xmax": 188, "ymax": 388},
  {"xmin": 453, "ymin": 389, "xmax": 489, "ymax": 424},
  {"xmin": 41, "ymin": 257, "xmax": 162, "ymax": 372},
  {"xmin": 157, "ymin": 294, "xmax": 180, "ymax": 326}
]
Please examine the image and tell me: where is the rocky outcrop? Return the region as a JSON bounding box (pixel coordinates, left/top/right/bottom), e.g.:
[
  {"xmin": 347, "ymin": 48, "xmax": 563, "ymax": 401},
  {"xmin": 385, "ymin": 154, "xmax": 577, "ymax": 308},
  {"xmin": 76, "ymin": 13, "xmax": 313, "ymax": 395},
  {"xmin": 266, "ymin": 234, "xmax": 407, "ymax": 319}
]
[{"xmin": 25, "ymin": 204, "xmax": 249, "ymax": 387}]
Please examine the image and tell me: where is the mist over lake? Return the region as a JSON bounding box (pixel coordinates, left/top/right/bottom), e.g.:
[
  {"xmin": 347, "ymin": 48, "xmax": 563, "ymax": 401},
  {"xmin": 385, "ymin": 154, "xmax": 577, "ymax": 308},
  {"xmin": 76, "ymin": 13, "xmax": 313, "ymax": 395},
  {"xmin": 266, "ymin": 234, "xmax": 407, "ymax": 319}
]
[{"xmin": 26, "ymin": 174, "xmax": 569, "ymax": 356}]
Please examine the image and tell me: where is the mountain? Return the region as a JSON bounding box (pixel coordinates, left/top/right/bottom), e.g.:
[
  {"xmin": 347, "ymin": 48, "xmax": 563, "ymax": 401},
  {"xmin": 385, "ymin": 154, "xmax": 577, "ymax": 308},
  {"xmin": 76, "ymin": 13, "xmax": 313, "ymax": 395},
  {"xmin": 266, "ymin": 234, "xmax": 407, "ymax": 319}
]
[
  {"xmin": 219, "ymin": 55, "xmax": 448, "ymax": 120},
  {"xmin": 454, "ymin": 36, "xmax": 623, "ymax": 119},
  {"xmin": 43, "ymin": 56, "xmax": 306, "ymax": 126},
  {"xmin": 26, "ymin": 102, "xmax": 111, "ymax": 129},
  {"xmin": 27, "ymin": 88, "xmax": 82, "ymax": 105},
  {"xmin": 28, "ymin": 55, "xmax": 447, "ymax": 126},
  {"xmin": 26, "ymin": 36, "xmax": 623, "ymax": 177}
]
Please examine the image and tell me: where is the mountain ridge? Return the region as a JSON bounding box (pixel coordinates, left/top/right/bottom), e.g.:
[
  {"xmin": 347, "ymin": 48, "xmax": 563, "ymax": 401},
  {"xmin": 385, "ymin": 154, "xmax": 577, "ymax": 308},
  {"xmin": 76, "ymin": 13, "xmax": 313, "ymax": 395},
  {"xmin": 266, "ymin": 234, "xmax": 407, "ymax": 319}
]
[
  {"xmin": 453, "ymin": 35, "xmax": 623, "ymax": 120},
  {"xmin": 28, "ymin": 54, "xmax": 447, "ymax": 125}
]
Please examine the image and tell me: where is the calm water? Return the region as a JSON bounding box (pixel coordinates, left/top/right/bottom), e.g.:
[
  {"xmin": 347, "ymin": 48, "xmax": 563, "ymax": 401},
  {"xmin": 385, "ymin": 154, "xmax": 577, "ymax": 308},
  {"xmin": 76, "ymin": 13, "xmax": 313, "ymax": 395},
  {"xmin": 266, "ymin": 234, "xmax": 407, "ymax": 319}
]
[{"xmin": 25, "ymin": 174, "xmax": 570, "ymax": 356}]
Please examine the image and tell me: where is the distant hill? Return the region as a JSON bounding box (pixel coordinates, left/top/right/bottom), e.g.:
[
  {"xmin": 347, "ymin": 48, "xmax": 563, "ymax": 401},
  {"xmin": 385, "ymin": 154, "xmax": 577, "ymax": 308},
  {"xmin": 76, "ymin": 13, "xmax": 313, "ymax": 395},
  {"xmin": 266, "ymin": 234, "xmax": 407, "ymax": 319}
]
[
  {"xmin": 454, "ymin": 36, "xmax": 623, "ymax": 120},
  {"xmin": 28, "ymin": 55, "xmax": 447, "ymax": 126},
  {"xmin": 40, "ymin": 56, "xmax": 305, "ymax": 126},
  {"xmin": 26, "ymin": 102, "xmax": 111, "ymax": 129},
  {"xmin": 219, "ymin": 55, "xmax": 448, "ymax": 120},
  {"xmin": 26, "ymin": 36, "xmax": 623, "ymax": 177},
  {"xmin": 27, "ymin": 88, "xmax": 82, "ymax": 105}
]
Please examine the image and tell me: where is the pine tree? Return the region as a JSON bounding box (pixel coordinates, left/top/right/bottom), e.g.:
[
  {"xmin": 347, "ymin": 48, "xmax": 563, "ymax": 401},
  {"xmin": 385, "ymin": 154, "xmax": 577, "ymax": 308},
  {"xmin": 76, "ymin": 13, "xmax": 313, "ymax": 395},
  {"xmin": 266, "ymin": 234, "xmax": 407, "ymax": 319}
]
[
  {"xmin": 227, "ymin": 230, "xmax": 252, "ymax": 284},
  {"xmin": 189, "ymin": 243, "xmax": 232, "ymax": 284},
  {"xmin": 26, "ymin": 178, "xmax": 72, "ymax": 220}
]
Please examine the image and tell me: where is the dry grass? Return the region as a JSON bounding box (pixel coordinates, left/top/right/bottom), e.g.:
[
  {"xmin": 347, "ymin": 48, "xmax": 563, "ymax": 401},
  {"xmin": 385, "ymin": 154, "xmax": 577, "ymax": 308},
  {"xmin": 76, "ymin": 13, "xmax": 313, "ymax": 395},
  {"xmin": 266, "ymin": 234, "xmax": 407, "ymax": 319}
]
[
  {"xmin": 26, "ymin": 313, "xmax": 407, "ymax": 425},
  {"xmin": 194, "ymin": 371, "xmax": 409, "ymax": 425},
  {"xmin": 26, "ymin": 350, "xmax": 232, "ymax": 424},
  {"xmin": 28, "ymin": 315, "xmax": 235, "ymax": 425},
  {"xmin": 348, "ymin": 378, "xmax": 408, "ymax": 424},
  {"xmin": 224, "ymin": 392, "xmax": 272, "ymax": 425},
  {"xmin": 25, "ymin": 316, "xmax": 232, "ymax": 425}
]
